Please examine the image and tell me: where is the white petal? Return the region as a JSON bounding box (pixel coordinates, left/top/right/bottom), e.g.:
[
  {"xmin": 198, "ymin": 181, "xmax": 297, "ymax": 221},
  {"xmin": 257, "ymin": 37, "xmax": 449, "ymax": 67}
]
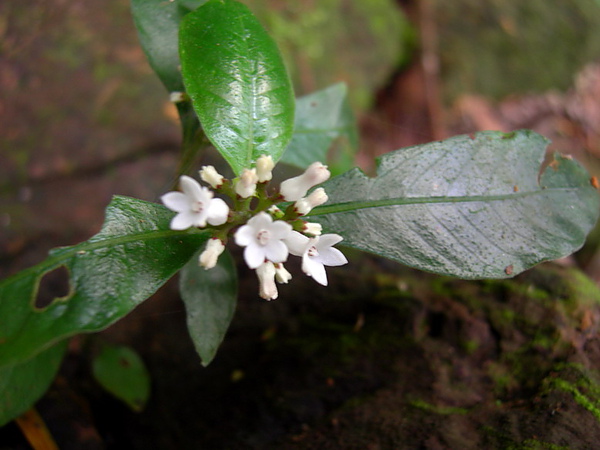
[
  {"xmin": 247, "ymin": 211, "xmax": 272, "ymax": 229},
  {"xmin": 256, "ymin": 262, "xmax": 278, "ymax": 300},
  {"xmin": 316, "ymin": 247, "xmax": 348, "ymax": 267},
  {"xmin": 161, "ymin": 192, "xmax": 190, "ymax": 213},
  {"xmin": 234, "ymin": 224, "xmax": 254, "ymax": 246},
  {"xmin": 303, "ymin": 257, "xmax": 328, "ymax": 286},
  {"xmin": 244, "ymin": 244, "xmax": 266, "ymax": 269},
  {"xmin": 317, "ymin": 233, "xmax": 344, "ymax": 249},
  {"xmin": 264, "ymin": 240, "xmax": 289, "ymax": 264},
  {"xmin": 283, "ymin": 231, "xmax": 310, "ymax": 256},
  {"xmin": 170, "ymin": 211, "xmax": 195, "ymax": 230},
  {"xmin": 179, "ymin": 175, "xmax": 206, "ymax": 201},
  {"xmin": 268, "ymin": 220, "xmax": 293, "ymax": 240},
  {"xmin": 207, "ymin": 198, "xmax": 230, "ymax": 226}
]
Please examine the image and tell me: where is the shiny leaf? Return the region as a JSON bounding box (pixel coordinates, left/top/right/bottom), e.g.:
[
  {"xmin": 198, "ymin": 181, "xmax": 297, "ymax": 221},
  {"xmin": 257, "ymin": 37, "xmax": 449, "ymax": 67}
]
[
  {"xmin": 310, "ymin": 130, "xmax": 600, "ymax": 278},
  {"xmin": 0, "ymin": 196, "xmax": 209, "ymax": 368},
  {"xmin": 92, "ymin": 343, "xmax": 151, "ymax": 412},
  {"xmin": 281, "ymin": 83, "xmax": 358, "ymax": 174},
  {"xmin": 179, "ymin": 0, "xmax": 295, "ymax": 175},
  {"xmin": 0, "ymin": 341, "xmax": 67, "ymax": 426},
  {"xmin": 180, "ymin": 249, "xmax": 237, "ymax": 366}
]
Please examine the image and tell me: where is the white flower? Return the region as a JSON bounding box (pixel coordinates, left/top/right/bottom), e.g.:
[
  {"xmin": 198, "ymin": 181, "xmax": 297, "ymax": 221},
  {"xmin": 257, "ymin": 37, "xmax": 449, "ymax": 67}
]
[
  {"xmin": 199, "ymin": 238, "xmax": 225, "ymax": 270},
  {"xmin": 279, "ymin": 162, "xmax": 330, "ymax": 201},
  {"xmin": 169, "ymin": 91, "xmax": 186, "ymax": 103},
  {"xmin": 234, "ymin": 212, "xmax": 292, "ymax": 269},
  {"xmin": 199, "ymin": 165, "xmax": 225, "ymax": 189},
  {"xmin": 256, "ymin": 155, "xmax": 275, "ymax": 182},
  {"xmin": 256, "ymin": 261, "xmax": 278, "ymax": 300},
  {"xmin": 303, "ymin": 222, "xmax": 322, "ymax": 236},
  {"xmin": 274, "ymin": 263, "xmax": 292, "ymax": 284},
  {"xmin": 161, "ymin": 175, "xmax": 229, "ymax": 230},
  {"xmin": 294, "ymin": 187, "xmax": 328, "ymax": 215},
  {"xmin": 284, "ymin": 231, "xmax": 348, "ymax": 286},
  {"xmin": 235, "ymin": 168, "xmax": 259, "ymax": 198}
]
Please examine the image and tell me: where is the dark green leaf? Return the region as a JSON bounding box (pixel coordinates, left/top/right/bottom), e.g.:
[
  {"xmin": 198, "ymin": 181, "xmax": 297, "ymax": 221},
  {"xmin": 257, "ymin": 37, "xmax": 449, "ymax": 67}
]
[
  {"xmin": 179, "ymin": 0, "xmax": 295, "ymax": 175},
  {"xmin": 0, "ymin": 341, "xmax": 67, "ymax": 426},
  {"xmin": 0, "ymin": 196, "xmax": 209, "ymax": 368},
  {"xmin": 180, "ymin": 248, "xmax": 237, "ymax": 366},
  {"xmin": 92, "ymin": 343, "xmax": 151, "ymax": 412},
  {"xmin": 310, "ymin": 130, "xmax": 600, "ymax": 278},
  {"xmin": 281, "ymin": 83, "xmax": 358, "ymax": 175},
  {"xmin": 130, "ymin": 0, "xmax": 207, "ymax": 92}
]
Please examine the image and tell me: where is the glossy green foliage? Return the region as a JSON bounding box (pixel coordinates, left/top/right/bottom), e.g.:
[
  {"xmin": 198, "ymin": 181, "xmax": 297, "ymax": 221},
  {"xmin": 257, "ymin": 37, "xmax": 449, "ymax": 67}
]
[
  {"xmin": 130, "ymin": 0, "xmax": 207, "ymax": 92},
  {"xmin": 92, "ymin": 343, "xmax": 151, "ymax": 412},
  {"xmin": 179, "ymin": 0, "xmax": 295, "ymax": 175},
  {"xmin": 0, "ymin": 196, "xmax": 209, "ymax": 368},
  {"xmin": 0, "ymin": 341, "xmax": 67, "ymax": 426},
  {"xmin": 180, "ymin": 249, "xmax": 238, "ymax": 366},
  {"xmin": 311, "ymin": 130, "xmax": 600, "ymax": 279},
  {"xmin": 281, "ymin": 83, "xmax": 358, "ymax": 174}
]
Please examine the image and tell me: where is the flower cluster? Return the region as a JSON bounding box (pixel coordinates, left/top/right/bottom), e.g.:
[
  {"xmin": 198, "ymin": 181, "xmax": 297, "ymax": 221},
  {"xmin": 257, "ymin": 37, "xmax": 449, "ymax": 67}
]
[{"xmin": 161, "ymin": 156, "xmax": 347, "ymax": 300}]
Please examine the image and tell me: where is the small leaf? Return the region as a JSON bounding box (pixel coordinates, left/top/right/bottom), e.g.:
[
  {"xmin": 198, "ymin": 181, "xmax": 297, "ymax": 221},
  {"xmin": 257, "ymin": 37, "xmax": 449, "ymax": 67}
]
[
  {"xmin": 130, "ymin": 0, "xmax": 208, "ymax": 92},
  {"xmin": 0, "ymin": 196, "xmax": 209, "ymax": 368},
  {"xmin": 310, "ymin": 130, "xmax": 600, "ymax": 278},
  {"xmin": 0, "ymin": 341, "xmax": 67, "ymax": 426},
  {"xmin": 180, "ymin": 249, "xmax": 237, "ymax": 366},
  {"xmin": 179, "ymin": 0, "xmax": 295, "ymax": 175},
  {"xmin": 92, "ymin": 343, "xmax": 151, "ymax": 412},
  {"xmin": 281, "ymin": 83, "xmax": 358, "ymax": 174}
]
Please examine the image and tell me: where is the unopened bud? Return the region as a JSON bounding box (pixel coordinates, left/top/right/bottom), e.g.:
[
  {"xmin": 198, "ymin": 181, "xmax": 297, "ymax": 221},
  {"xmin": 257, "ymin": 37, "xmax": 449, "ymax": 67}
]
[
  {"xmin": 294, "ymin": 187, "xmax": 328, "ymax": 215},
  {"xmin": 279, "ymin": 162, "xmax": 330, "ymax": 201},
  {"xmin": 199, "ymin": 165, "xmax": 225, "ymax": 189},
  {"xmin": 169, "ymin": 91, "xmax": 186, "ymax": 103},
  {"xmin": 235, "ymin": 168, "xmax": 259, "ymax": 198},
  {"xmin": 303, "ymin": 222, "xmax": 322, "ymax": 236},
  {"xmin": 256, "ymin": 155, "xmax": 275, "ymax": 182},
  {"xmin": 256, "ymin": 261, "xmax": 278, "ymax": 300},
  {"xmin": 274, "ymin": 263, "xmax": 292, "ymax": 284},
  {"xmin": 199, "ymin": 238, "xmax": 225, "ymax": 270}
]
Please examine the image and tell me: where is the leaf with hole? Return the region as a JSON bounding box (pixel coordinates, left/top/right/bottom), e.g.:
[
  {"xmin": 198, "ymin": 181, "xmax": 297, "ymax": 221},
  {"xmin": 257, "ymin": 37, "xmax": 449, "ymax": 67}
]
[
  {"xmin": 310, "ymin": 130, "xmax": 600, "ymax": 278},
  {"xmin": 179, "ymin": 0, "xmax": 295, "ymax": 175},
  {"xmin": 0, "ymin": 196, "xmax": 209, "ymax": 368},
  {"xmin": 180, "ymin": 249, "xmax": 238, "ymax": 366},
  {"xmin": 92, "ymin": 343, "xmax": 151, "ymax": 412}
]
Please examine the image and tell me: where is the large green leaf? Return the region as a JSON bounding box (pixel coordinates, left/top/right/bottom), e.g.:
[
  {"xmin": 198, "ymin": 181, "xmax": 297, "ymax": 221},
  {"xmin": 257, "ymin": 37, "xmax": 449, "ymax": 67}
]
[
  {"xmin": 0, "ymin": 341, "xmax": 67, "ymax": 426},
  {"xmin": 180, "ymin": 249, "xmax": 237, "ymax": 366},
  {"xmin": 310, "ymin": 130, "xmax": 600, "ymax": 279},
  {"xmin": 92, "ymin": 343, "xmax": 151, "ymax": 412},
  {"xmin": 281, "ymin": 83, "xmax": 358, "ymax": 174},
  {"xmin": 179, "ymin": 0, "xmax": 295, "ymax": 175},
  {"xmin": 0, "ymin": 196, "xmax": 209, "ymax": 368}
]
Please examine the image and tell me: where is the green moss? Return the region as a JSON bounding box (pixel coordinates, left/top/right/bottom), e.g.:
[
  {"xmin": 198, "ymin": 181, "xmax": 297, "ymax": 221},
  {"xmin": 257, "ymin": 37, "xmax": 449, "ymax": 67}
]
[{"xmin": 409, "ymin": 399, "xmax": 470, "ymax": 415}]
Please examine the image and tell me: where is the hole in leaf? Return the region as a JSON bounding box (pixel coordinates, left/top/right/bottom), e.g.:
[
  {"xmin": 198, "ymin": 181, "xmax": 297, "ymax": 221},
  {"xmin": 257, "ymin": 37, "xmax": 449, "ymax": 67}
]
[{"xmin": 35, "ymin": 265, "xmax": 71, "ymax": 310}]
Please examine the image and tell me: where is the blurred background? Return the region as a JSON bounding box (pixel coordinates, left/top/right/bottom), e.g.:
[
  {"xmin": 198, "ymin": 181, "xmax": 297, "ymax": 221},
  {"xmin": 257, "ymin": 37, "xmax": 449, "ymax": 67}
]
[{"xmin": 2, "ymin": 0, "xmax": 600, "ymax": 448}]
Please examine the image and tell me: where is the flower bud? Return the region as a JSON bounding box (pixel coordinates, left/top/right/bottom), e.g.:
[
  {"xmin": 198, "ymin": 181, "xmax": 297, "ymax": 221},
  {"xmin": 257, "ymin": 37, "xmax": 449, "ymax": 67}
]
[
  {"xmin": 256, "ymin": 261, "xmax": 278, "ymax": 300},
  {"xmin": 274, "ymin": 263, "xmax": 292, "ymax": 284},
  {"xmin": 169, "ymin": 91, "xmax": 186, "ymax": 103},
  {"xmin": 256, "ymin": 155, "xmax": 275, "ymax": 182},
  {"xmin": 294, "ymin": 187, "xmax": 328, "ymax": 215},
  {"xmin": 235, "ymin": 168, "xmax": 259, "ymax": 198},
  {"xmin": 303, "ymin": 222, "xmax": 322, "ymax": 236},
  {"xmin": 199, "ymin": 238, "xmax": 225, "ymax": 270},
  {"xmin": 279, "ymin": 162, "xmax": 330, "ymax": 201},
  {"xmin": 199, "ymin": 165, "xmax": 225, "ymax": 189}
]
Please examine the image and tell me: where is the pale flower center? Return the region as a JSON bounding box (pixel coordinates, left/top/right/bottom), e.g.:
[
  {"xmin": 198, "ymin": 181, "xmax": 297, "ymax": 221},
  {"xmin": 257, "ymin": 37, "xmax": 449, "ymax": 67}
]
[
  {"xmin": 307, "ymin": 246, "xmax": 319, "ymax": 257},
  {"xmin": 191, "ymin": 200, "xmax": 204, "ymax": 213},
  {"xmin": 257, "ymin": 229, "xmax": 270, "ymax": 245}
]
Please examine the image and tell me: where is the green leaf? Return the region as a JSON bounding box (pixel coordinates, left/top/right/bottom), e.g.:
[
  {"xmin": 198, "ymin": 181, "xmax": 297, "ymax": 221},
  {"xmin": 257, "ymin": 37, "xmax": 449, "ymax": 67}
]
[
  {"xmin": 92, "ymin": 343, "xmax": 151, "ymax": 412},
  {"xmin": 179, "ymin": 0, "xmax": 295, "ymax": 175},
  {"xmin": 281, "ymin": 83, "xmax": 358, "ymax": 175},
  {"xmin": 0, "ymin": 341, "xmax": 67, "ymax": 426},
  {"xmin": 130, "ymin": 0, "xmax": 207, "ymax": 92},
  {"xmin": 310, "ymin": 130, "xmax": 600, "ymax": 279},
  {"xmin": 0, "ymin": 196, "xmax": 209, "ymax": 368},
  {"xmin": 180, "ymin": 248, "xmax": 237, "ymax": 366}
]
